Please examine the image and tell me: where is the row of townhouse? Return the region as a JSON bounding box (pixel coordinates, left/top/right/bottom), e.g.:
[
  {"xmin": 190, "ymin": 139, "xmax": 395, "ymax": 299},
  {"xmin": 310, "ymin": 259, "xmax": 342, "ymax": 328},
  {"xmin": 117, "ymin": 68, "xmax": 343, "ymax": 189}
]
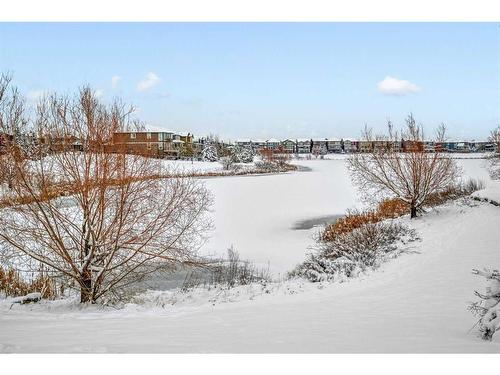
[
  {"xmin": 235, "ymin": 138, "xmax": 358, "ymax": 154},
  {"xmin": 2, "ymin": 130, "xmax": 496, "ymax": 159},
  {"xmin": 235, "ymin": 137, "xmax": 497, "ymax": 154}
]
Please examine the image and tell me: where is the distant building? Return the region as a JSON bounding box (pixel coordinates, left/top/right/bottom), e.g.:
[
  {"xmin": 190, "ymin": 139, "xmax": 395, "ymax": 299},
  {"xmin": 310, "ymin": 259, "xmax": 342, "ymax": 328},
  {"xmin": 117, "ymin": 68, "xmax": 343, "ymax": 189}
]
[
  {"xmin": 326, "ymin": 138, "xmax": 342, "ymax": 153},
  {"xmin": 107, "ymin": 131, "xmax": 182, "ymax": 158},
  {"xmin": 265, "ymin": 138, "xmax": 280, "ymax": 150},
  {"xmin": 235, "ymin": 139, "xmax": 253, "ymax": 150},
  {"xmin": 343, "ymin": 138, "xmax": 358, "ymax": 153},
  {"xmin": 296, "ymin": 139, "xmax": 311, "ymax": 154},
  {"xmin": 358, "ymin": 140, "xmax": 373, "ymax": 153},
  {"xmin": 423, "ymin": 141, "xmax": 435, "ymax": 153},
  {"xmin": 281, "ymin": 139, "xmax": 296, "ymax": 153},
  {"xmin": 311, "ymin": 138, "xmax": 327, "ymax": 155}
]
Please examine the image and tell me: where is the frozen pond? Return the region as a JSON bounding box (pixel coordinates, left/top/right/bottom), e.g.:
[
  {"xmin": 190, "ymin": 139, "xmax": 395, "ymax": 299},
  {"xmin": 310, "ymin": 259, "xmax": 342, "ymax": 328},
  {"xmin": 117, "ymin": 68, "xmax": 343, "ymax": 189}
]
[{"xmin": 201, "ymin": 159, "xmax": 359, "ymax": 276}]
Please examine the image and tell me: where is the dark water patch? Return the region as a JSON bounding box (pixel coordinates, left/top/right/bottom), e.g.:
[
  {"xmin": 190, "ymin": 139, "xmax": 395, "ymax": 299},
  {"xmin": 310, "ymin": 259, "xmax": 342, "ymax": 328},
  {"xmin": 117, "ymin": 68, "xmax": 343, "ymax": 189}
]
[
  {"xmin": 293, "ymin": 164, "xmax": 313, "ymax": 172},
  {"xmin": 292, "ymin": 214, "xmax": 343, "ymax": 230}
]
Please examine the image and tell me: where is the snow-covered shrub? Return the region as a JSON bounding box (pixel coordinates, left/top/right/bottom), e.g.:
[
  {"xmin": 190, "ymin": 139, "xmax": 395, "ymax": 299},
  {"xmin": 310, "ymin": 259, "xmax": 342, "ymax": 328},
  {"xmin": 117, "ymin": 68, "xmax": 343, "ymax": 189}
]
[
  {"xmin": 254, "ymin": 160, "xmax": 279, "ymax": 172},
  {"xmin": 490, "ymin": 159, "xmax": 500, "ymax": 181},
  {"xmin": 235, "ymin": 147, "xmax": 254, "ymax": 163},
  {"xmin": 219, "ymin": 156, "xmax": 236, "ymax": 171},
  {"xmin": 425, "ymin": 178, "xmax": 485, "ymax": 207},
  {"xmin": 468, "ymin": 268, "xmax": 500, "ymax": 341},
  {"xmin": 488, "ymin": 126, "xmax": 500, "ymax": 180},
  {"xmin": 488, "ymin": 153, "xmax": 500, "ymax": 181},
  {"xmin": 202, "ymin": 144, "xmax": 218, "ymax": 162},
  {"xmin": 254, "ymin": 152, "xmax": 296, "ymax": 173},
  {"xmin": 182, "ymin": 247, "xmax": 271, "ymax": 290},
  {"xmin": 290, "ymin": 221, "xmax": 419, "ymax": 282}
]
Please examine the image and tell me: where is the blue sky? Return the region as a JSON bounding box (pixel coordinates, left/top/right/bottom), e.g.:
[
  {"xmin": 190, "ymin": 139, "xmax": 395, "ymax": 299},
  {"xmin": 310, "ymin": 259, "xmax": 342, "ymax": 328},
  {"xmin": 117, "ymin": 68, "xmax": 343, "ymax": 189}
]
[{"xmin": 1, "ymin": 23, "xmax": 499, "ymax": 140}]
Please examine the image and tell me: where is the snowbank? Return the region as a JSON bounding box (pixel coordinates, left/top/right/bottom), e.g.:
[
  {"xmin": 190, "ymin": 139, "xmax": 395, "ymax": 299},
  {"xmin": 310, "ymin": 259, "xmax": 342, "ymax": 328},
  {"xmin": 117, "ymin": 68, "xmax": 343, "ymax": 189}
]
[{"xmin": 472, "ymin": 181, "xmax": 500, "ymax": 205}]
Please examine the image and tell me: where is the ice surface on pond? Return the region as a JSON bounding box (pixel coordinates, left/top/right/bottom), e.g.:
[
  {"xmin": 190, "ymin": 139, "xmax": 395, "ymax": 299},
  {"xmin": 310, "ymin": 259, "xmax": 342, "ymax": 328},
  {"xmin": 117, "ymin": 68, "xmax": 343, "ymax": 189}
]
[{"xmin": 200, "ymin": 159, "xmax": 359, "ymax": 275}]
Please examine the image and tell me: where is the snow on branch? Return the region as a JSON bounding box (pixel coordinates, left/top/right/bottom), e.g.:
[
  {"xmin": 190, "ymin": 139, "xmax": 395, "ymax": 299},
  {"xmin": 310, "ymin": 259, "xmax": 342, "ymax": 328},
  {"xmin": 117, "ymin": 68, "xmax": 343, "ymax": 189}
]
[{"xmin": 469, "ymin": 268, "xmax": 500, "ymax": 341}]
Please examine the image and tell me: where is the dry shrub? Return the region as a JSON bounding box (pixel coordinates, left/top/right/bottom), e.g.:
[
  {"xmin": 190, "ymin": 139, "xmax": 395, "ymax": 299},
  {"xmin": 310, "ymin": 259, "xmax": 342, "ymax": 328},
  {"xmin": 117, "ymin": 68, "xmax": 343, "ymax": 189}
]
[
  {"xmin": 0, "ymin": 266, "xmax": 57, "ymax": 299},
  {"xmin": 322, "ymin": 198, "xmax": 407, "ymax": 242},
  {"xmin": 322, "ymin": 178, "xmax": 483, "ymax": 244},
  {"xmin": 377, "ymin": 198, "xmax": 408, "ymax": 218}
]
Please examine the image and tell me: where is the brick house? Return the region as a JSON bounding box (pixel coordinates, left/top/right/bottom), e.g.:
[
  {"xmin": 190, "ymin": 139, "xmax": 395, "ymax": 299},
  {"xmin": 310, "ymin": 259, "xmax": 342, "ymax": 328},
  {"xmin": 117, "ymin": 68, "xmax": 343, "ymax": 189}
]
[{"xmin": 107, "ymin": 131, "xmax": 180, "ymax": 158}]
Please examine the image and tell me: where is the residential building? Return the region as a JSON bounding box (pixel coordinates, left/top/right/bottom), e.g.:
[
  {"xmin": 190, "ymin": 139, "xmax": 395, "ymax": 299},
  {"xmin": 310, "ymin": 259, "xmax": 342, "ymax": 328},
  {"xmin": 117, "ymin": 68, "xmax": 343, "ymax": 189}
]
[
  {"xmin": 235, "ymin": 139, "xmax": 253, "ymax": 150},
  {"xmin": 281, "ymin": 139, "xmax": 296, "ymax": 153},
  {"xmin": 265, "ymin": 138, "xmax": 281, "ymax": 150},
  {"xmin": 311, "ymin": 138, "xmax": 327, "ymax": 155},
  {"xmin": 424, "ymin": 141, "xmax": 435, "ymax": 153},
  {"xmin": 343, "ymin": 138, "xmax": 358, "ymax": 153},
  {"xmin": 107, "ymin": 131, "xmax": 178, "ymax": 158},
  {"xmin": 296, "ymin": 139, "xmax": 312, "ymax": 154},
  {"xmin": 358, "ymin": 140, "xmax": 373, "ymax": 153},
  {"xmin": 403, "ymin": 140, "xmax": 424, "ymax": 152},
  {"xmin": 326, "ymin": 138, "xmax": 342, "ymax": 153}
]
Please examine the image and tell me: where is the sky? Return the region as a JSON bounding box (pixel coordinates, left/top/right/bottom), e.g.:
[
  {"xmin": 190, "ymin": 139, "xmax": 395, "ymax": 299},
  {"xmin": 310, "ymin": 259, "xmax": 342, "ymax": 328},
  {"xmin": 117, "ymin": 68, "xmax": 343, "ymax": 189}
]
[{"xmin": 0, "ymin": 22, "xmax": 499, "ymax": 140}]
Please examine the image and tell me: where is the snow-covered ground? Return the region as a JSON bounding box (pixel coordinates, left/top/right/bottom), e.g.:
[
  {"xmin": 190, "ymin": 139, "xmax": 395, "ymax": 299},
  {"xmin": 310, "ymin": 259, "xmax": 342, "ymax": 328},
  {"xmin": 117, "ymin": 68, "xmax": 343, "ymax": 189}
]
[
  {"xmin": 161, "ymin": 159, "xmax": 224, "ymax": 174},
  {"xmin": 1, "ymin": 198, "xmax": 499, "ymax": 352},
  {"xmin": 1, "ymin": 156, "xmax": 499, "ymax": 352}
]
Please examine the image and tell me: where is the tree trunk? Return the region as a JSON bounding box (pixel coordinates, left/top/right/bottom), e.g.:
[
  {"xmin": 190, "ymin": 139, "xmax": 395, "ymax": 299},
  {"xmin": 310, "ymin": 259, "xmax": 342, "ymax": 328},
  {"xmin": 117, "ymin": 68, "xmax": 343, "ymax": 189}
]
[
  {"xmin": 80, "ymin": 269, "xmax": 94, "ymax": 303},
  {"xmin": 410, "ymin": 205, "xmax": 417, "ymax": 219}
]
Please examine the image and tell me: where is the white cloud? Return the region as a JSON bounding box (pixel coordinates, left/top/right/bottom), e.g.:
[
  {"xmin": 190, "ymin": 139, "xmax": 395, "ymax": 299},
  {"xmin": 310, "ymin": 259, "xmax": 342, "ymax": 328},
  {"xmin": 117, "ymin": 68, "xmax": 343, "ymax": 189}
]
[
  {"xmin": 94, "ymin": 89, "xmax": 104, "ymax": 98},
  {"xmin": 377, "ymin": 76, "xmax": 421, "ymax": 96},
  {"xmin": 111, "ymin": 75, "xmax": 122, "ymax": 88},
  {"xmin": 137, "ymin": 72, "xmax": 160, "ymax": 92}
]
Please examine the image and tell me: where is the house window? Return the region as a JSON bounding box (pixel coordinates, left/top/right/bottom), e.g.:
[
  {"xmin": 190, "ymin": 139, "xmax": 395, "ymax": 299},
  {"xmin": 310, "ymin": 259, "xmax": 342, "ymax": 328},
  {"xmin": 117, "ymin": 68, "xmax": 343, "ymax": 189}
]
[
  {"xmin": 130, "ymin": 133, "xmax": 136, "ymax": 139},
  {"xmin": 158, "ymin": 142, "xmax": 163, "ymax": 150},
  {"xmin": 147, "ymin": 143, "xmax": 152, "ymax": 150},
  {"xmin": 158, "ymin": 133, "xmax": 163, "ymax": 141},
  {"xmin": 147, "ymin": 132, "xmax": 151, "ymax": 139}
]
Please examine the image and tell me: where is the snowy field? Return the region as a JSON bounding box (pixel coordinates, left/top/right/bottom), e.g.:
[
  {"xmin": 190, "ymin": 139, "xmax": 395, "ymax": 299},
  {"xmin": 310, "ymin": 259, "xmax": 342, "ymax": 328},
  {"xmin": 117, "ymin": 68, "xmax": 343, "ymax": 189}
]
[{"xmin": 1, "ymin": 156, "xmax": 499, "ymax": 352}]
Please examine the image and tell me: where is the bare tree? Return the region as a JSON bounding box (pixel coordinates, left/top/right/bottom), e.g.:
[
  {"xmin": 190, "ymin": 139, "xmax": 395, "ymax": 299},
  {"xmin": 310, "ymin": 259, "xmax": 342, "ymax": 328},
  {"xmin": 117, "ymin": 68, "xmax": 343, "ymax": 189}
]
[
  {"xmin": 348, "ymin": 114, "xmax": 461, "ymax": 218},
  {"xmin": 435, "ymin": 123, "xmax": 447, "ymax": 143},
  {"xmin": 490, "ymin": 125, "xmax": 500, "ymax": 151},
  {"xmin": 469, "ymin": 268, "xmax": 500, "ymax": 341},
  {"xmin": 489, "ymin": 126, "xmax": 500, "ymax": 180},
  {"xmin": 0, "ymin": 81, "xmax": 212, "ymax": 303},
  {"xmin": 0, "ymin": 73, "xmax": 30, "ymax": 190},
  {"xmin": 219, "ymin": 156, "xmax": 235, "ymax": 171}
]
